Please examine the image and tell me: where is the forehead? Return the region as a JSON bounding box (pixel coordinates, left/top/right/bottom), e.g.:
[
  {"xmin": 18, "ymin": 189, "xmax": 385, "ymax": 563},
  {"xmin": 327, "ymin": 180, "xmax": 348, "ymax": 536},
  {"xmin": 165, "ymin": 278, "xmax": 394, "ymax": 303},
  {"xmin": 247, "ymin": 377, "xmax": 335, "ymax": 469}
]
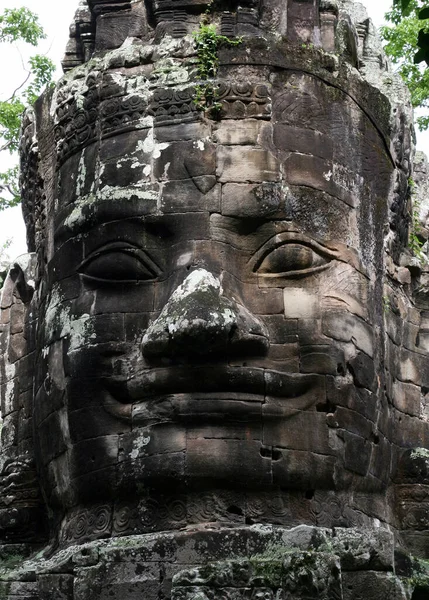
[{"xmin": 53, "ymin": 70, "xmax": 392, "ymax": 258}]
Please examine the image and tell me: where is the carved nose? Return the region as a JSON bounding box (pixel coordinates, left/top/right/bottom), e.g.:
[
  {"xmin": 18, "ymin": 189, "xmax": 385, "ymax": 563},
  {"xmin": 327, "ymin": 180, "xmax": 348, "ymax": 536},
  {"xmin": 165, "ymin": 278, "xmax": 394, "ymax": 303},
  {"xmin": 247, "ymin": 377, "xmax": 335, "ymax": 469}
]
[{"xmin": 142, "ymin": 269, "xmax": 269, "ymax": 359}]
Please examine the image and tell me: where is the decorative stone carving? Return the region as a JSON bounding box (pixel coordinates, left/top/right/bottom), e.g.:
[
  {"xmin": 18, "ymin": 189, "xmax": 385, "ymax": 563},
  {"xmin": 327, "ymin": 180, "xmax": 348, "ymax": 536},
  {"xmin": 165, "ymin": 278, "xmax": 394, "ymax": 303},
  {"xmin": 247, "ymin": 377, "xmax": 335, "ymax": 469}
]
[{"xmin": 1, "ymin": 0, "xmax": 429, "ymax": 598}]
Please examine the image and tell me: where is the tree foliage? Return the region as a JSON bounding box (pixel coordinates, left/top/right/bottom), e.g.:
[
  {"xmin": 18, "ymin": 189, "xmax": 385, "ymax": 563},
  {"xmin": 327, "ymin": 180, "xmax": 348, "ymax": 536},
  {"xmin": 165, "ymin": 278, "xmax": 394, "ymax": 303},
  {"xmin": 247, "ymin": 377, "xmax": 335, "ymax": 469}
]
[
  {"xmin": 382, "ymin": 1, "xmax": 429, "ymax": 130},
  {"xmin": 391, "ymin": 0, "xmax": 429, "ymax": 63},
  {"xmin": 0, "ymin": 239, "xmax": 12, "ymax": 289},
  {"xmin": 0, "ymin": 7, "xmax": 55, "ymax": 210}
]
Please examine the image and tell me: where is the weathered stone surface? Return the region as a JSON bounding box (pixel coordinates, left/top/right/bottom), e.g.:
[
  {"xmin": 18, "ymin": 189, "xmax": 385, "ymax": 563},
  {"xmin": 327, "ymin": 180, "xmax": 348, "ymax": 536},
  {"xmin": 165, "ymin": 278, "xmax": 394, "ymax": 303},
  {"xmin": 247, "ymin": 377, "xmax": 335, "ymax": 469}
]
[
  {"xmin": 0, "ymin": 0, "xmax": 428, "ymax": 598},
  {"xmin": 0, "ymin": 527, "xmax": 412, "ymax": 600}
]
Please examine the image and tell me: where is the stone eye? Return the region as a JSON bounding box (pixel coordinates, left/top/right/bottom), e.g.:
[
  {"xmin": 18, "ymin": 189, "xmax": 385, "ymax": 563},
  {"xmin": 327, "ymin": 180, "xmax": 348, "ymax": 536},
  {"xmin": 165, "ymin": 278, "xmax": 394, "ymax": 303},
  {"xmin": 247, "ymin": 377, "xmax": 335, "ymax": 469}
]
[
  {"xmin": 254, "ymin": 242, "xmax": 331, "ymax": 278},
  {"xmin": 79, "ymin": 244, "xmax": 160, "ymax": 283}
]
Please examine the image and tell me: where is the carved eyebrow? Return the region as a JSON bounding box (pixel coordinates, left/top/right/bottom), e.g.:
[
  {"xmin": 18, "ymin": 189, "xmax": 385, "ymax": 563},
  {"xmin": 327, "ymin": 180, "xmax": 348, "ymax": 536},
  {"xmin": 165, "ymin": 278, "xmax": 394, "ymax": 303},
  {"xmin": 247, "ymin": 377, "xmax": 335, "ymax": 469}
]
[{"xmin": 54, "ymin": 194, "xmax": 166, "ymax": 245}]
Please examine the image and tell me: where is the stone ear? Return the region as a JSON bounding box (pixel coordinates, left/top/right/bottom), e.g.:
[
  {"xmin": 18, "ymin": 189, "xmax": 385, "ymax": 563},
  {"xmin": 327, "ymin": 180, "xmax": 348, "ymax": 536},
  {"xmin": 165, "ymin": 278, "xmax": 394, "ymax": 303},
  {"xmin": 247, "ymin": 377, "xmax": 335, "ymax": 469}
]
[
  {"xmin": 0, "ymin": 254, "xmax": 37, "ymax": 365},
  {"xmin": 7, "ymin": 261, "xmax": 35, "ymax": 305},
  {"xmin": 0, "ymin": 253, "xmax": 46, "ymax": 546}
]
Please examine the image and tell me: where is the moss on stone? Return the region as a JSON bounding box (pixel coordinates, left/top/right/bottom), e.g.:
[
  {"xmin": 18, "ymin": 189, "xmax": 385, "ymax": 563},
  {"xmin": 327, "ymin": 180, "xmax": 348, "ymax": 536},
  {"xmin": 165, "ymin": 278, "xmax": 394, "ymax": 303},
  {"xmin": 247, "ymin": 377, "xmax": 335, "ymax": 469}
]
[
  {"xmin": 408, "ymin": 557, "xmax": 429, "ymax": 591},
  {"xmin": 410, "ymin": 448, "xmax": 429, "ymax": 460},
  {"xmin": 0, "ymin": 581, "xmax": 11, "ymax": 600}
]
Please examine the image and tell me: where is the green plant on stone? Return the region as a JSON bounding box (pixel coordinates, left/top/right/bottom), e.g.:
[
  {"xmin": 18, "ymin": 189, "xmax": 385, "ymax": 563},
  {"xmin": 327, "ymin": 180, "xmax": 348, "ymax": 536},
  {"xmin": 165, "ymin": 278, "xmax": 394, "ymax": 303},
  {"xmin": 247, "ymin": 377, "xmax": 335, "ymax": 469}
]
[
  {"xmin": 405, "ymin": 556, "xmax": 429, "ymax": 593},
  {"xmin": 407, "ymin": 177, "xmax": 425, "ymax": 260},
  {"xmin": 0, "ymin": 553, "xmax": 24, "ymax": 571},
  {"xmin": 192, "ymin": 22, "xmax": 241, "ymax": 118},
  {"xmin": 383, "ymin": 295, "xmax": 391, "ymax": 314}
]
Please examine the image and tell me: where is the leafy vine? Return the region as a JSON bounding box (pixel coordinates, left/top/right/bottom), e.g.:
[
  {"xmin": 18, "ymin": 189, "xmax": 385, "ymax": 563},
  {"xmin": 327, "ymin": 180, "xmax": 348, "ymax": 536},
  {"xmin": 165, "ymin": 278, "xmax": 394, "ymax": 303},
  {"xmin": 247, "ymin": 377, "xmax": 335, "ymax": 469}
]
[
  {"xmin": 408, "ymin": 178, "xmax": 425, "ymax": 260},
  {"xmin": 193, "ymin": 19, "xmax": 241, "ymax": 118}
]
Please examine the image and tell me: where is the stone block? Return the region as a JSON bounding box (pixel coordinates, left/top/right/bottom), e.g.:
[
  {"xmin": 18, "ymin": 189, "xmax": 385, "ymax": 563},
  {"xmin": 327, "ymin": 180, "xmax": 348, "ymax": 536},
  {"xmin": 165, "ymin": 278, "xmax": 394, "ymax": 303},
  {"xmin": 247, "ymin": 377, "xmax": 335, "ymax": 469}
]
[
  {"xmin": 9, "ymin": 301, "xmax": 25, "ymax": 335},
  {"xmin": 335, "ymin": 406, "xmax": 373, "ymax": 439},
  {"xmin": 320, "ymin": 11, "xmax": 336, "ymax": 52},
  {"xmin": 38, "ymin": 574, "xmax": 74, "ymax": 600},
  {"xmin": 222, "ymin": 182, "xmax": 285, "ymax": 218},
  {"xmin": 264, "ymin": 371, "xmax": 325, "ymax": 406},
  {"xmin": 398, "ymin": 349, "xmax": 422, "ymax": 386},
  {"xmin": 263, "ymin": 409, "xmax": 331, "ymax": 454},
  {"xmin": 94, "ymin": 283, "xmax": 155, "ymax": 315},
  {"xmin": 161, "ymin": 180, "xmax": 220, "ymax": 213},
  {"xmin": 344, "ymin": 431, "xmax": 371, "ymax": 476},
  {"xmin": 217, "ymin": 146, "xmax": 280, "ymax": 183},
  {"xmin": 0, "ymin": 379, "xmax": 19, "ymax": 417},
  {"xmin": 284, "ymin": 152, "xmax": 332, "ymax": 190},
  {"xmin": 154, "ymin": 140, "xmax": 216, "ymax": 181},
  {"xmin": 7, "ymin": 332, "xmax": 27, "ymax": 363},
  {"xmin": 0, "ymin": 306, "xmax": 10, "ymax": 325},
  {"xmin": 273, "ymin": 124, "xmax": 333, "ymax": 160},
  {"xmin": 400, "ymin": 531, "xmax": 429, "ymax": 558},
  {"xmin": 154, "ymin": 122, "xmax": 211, "ymax": 142},
  {"xmin": 5, "ymin": 581, "xmax": 39, "ymax": 598},
  {"xmin": 342, "ymin": 571, "xmax": 408, "ymax": 600},
  {"xmin": 214, "ymin": 119, "xmax": 265, "ymax": 145},
  {"xmin": 284, "ymin": 288, "xmax": 320, "ymax": 319},
  {"xmin": 263, "ymin": 315, "xmax": 298, "ymax": 343},
  {"xmin": 300, "ymin": 344, "xmax": 344, "ymax": 375},
  {"xmin": 187, "ymin": 421, "xmax": 262, "ymax": 440},
  {"xmin": 323, "ymin": 313, "xmax": 374, "ymax": 357},
  {"xmin": 68, "ymin": 406, "xmax": 130, "ymax": 443},
  {"xmin": 397, "ymin": 266, "xmax": 411, "ymax": 284},
  {"xmin": 392, "ymin": 380, "xmax": 421, "ymax": 417},
  {"xmin": 327, "ymin": 527, "xmax": 395, "ymax": 571},
  {"xmin": 267, "ymin": 343, "xmax": 299, "ymax": 371},
  {"xmin": 1, "ymin": 411, "xmax": 19, "ymax": 449},
  {"xmin": 298, "ymin": 318, "xmax": 327, "ymax": 345},
  {"xmin": 100, "ymin": 130, "xmax": 151, "ymax": 162},
  {"xmin": 272, "ymin": 448, "xmax": 335, "ymax": 489},
  {"xmin": 186, "ymin": 439, "xmax": 272, "ymax": 486},
  {"xmin": 284, "ymin": 153, "xmax": 354, "ymax": 207},
  {"xmin": 69, "ymin": 435, "xmax": 119, "ymax": 478},
  {"xmin": 348, "ymin": 351, "xmax": 376, "ymax": 391},
  {"xmin": 91, "ymin": 313, "xmax": 125, "ymax": 343},
  {"xmin": 244, "ymin": 287, "xmax": 284, "ymax": 315},
  {"xmin": 99, "ymin": 157, "xmax": 152, "ymax": 188},
  {"xmin": 37, "ymin": 411, "xmax": 68, "ymax": 466},
  {"xmin": 95, "ymin": 10, "xmax": 140, "ymax": 52},
  {"xmin": 368, "ymin": 432, "xmax": 392, "ymax": 484},
  {"xmin": 118, "ymin": 425, "xmax": 186, "ymax": 460}
]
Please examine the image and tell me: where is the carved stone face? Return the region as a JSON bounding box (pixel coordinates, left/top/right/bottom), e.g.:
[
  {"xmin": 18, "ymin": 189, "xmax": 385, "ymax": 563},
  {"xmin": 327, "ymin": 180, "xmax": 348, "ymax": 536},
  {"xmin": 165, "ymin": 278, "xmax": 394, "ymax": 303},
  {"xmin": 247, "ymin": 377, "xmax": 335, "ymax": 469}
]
[
  {"xmin": 30, "ymin": 59, "xmax": 394, "ymax": 536},
  {"xmin": 8, "ymin": 0, "xmax": 412, "ymax": 543}
]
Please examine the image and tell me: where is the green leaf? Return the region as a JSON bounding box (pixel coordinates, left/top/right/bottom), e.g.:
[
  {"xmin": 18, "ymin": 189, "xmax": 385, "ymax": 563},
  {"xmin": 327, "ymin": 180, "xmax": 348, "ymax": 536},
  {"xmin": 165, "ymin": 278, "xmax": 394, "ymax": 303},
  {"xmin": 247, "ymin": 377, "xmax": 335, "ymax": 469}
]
[
  {"xmin": 382, "ymin": 4, "xmax": 429, "ymax": 129},
  {"xmin": 0, "ymin": 7, "xmax": 56, "ymax": 214},
  {"xmin": 394, "ymin": 0, "xmax": 414, "ymax": 17},
  {"xmin": 0, "ymin": 7, "xmax": 46, "ymax": 46},
  {"xmin": 0, "ymin": 166, "xmax": 20, "ymax": 210}
]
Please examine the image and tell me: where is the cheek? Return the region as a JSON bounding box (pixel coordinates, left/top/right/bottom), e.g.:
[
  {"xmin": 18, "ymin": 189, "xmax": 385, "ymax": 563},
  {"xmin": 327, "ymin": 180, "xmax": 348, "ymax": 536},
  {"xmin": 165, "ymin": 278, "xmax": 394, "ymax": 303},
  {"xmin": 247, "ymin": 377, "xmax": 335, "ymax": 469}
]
[
  {"xmin": 269, "ymin": 262, "xmax": 369, "ymax": 323},
  {"xmin": 283, "ymin": 287, "xmax": 320, "ymax": 320},
  {"xmin": 320, "ymin": 263, "xmax": 369, "ymax": 320}
]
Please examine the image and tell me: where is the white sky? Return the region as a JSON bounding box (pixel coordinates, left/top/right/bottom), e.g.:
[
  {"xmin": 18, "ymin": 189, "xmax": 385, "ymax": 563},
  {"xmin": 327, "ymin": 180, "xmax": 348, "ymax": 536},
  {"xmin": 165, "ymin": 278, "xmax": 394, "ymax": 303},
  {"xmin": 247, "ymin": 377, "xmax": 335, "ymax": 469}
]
[{"xmin": 0, "ymin": 0, "xmax": 421, "ymax": 258}]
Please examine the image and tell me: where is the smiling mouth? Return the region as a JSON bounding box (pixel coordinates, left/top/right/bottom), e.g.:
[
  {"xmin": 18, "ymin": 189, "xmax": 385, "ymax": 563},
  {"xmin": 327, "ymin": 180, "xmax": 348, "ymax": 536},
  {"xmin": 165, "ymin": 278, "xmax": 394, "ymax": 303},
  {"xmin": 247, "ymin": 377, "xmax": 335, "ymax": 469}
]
[{"xmin": 102, "ymin": 366, "xmax": 323, "ymax": 425}]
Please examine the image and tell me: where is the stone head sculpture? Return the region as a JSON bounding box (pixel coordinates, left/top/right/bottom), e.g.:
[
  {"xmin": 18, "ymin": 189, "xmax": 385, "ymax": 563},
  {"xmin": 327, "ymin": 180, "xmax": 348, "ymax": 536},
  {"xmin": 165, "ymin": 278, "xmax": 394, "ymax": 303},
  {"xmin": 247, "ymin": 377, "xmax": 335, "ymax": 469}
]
[{"xmin": 1, "ymin": 0, "xmax": 428, "ymax": 559}]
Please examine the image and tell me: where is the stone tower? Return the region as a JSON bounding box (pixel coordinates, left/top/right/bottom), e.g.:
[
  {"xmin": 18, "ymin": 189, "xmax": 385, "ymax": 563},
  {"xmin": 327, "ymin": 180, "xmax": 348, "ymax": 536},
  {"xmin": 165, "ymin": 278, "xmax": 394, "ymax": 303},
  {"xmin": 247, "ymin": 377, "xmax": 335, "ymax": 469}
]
[{"xmin": 1, "ymin": 1, "xmax": 428, "ymax": 598}]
